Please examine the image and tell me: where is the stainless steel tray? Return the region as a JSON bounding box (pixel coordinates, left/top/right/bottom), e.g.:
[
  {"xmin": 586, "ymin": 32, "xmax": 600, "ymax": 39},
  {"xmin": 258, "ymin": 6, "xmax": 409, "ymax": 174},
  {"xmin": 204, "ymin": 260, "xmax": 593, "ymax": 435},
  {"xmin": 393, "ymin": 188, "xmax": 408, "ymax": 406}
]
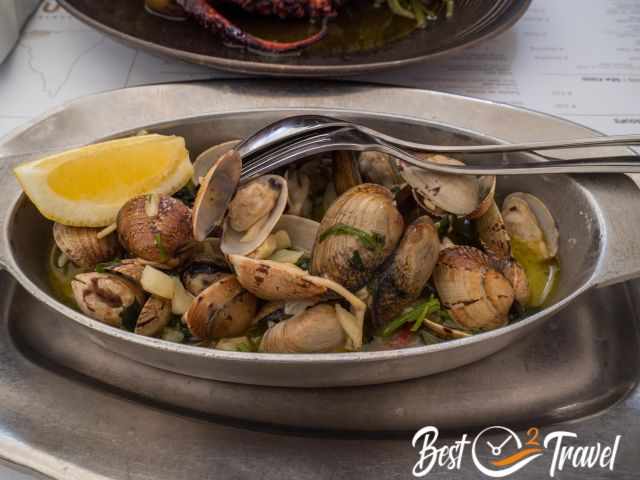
[
  {"xmin": 3, "ymin": 81, "xmax": 640, "ymax": 389},
  {"xmin": 10, "ymin": 268, "xmax": 640, "ymax": 431},
  {"xmin": 2, "ymin": 273, "xmax": 640, "ymax": 479},
  {"xmin": 0, "ymin": 80, "xmax": 639, "ymax": 478}
]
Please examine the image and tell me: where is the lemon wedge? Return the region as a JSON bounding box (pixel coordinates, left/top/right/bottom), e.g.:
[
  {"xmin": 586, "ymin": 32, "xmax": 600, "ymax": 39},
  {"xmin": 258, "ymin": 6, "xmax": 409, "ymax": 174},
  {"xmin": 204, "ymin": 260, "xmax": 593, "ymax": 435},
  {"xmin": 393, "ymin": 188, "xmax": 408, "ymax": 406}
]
[{"xmin": 14, "ymin": 134, "xmax": 193, "ymax": 227}]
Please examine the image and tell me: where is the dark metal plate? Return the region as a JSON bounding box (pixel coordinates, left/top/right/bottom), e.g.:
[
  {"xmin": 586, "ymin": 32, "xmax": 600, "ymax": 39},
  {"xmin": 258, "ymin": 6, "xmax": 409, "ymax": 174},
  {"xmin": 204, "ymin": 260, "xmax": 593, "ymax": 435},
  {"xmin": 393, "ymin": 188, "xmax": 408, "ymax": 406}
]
[{"xmin": 57, "ymin": 0, "xmax": 531, "ymax": 76}]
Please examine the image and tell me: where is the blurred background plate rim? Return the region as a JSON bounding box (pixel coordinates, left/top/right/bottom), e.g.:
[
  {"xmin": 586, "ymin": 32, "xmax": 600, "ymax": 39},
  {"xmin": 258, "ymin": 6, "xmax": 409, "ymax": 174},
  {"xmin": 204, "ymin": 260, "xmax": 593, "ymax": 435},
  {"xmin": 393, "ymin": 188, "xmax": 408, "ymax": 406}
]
[{"xmin": 56, "ymin": 0, "xmax": 532, "ymax": 77}]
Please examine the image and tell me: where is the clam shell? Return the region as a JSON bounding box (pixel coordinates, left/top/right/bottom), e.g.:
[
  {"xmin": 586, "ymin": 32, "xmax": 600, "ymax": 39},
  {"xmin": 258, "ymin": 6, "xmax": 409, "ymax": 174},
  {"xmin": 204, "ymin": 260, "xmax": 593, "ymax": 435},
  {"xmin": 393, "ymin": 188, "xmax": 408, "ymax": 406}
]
[
  {"xmin": 358, "ymin": 151, "xmax": 402, "ymax": 188},
  {"xmin": 229, "ymin": 255, "xmax": 326, "ymax": 301},
  {"xmin": 468, "ymin": 176, "xmax": 497, "ymax": 219},
  {"xmin": 499, "ymin": 258, "xmax": 530, "ymax": 306},
  {"xmin": 53, "ymin": 223, "xmax": 120, "ymax": 269},
  {"xmin": 333, "ymin": 151, "xmax": 362, "ymax": 195},
  {"xmin": 372, "ymin": 216, "xmax": 440, "ymax": 328},
  {"xmin": 433, "ymin": 246, "xmax": 513, "ymax": 331},
  {"xmin": 311, "ymin": 183, "xmax": 404, "ymax": 291},
  {"xmin": 399, "ymin": 155, "xmax": 497, "ymax": 218},
  {"xmin": 135, "ymin": 295, "xmax": 172, "ymax": 337},
  {"xmin": 475, "ymin": 200, "xmax": 511, "ymax": 259},
  {"xmin": 274, "ymin": 214, "xmax": 319, "ymax": 254},
  {"xmin": 184, "ymin": 273, "xmax": 257, "ymax": 339},
  {"xmin": 192, "ymin": 150, "xmax": 241, "ymax": 242},
  {"xmin": 106, "ymin": 258, "xmax": 146, "ymax": 284},
  {"xmin": 117, "ymin": 194, "xmax": 193, "ymax": 263},
  {"xmin": 502, "ymin": 192, "xmax": 559, "ymax": 259},
  {"xmin": 259, "ymin": 303, "xmax": 345, "ymax": 353},
  {"xmin": 71, "ymin": 272, "xmax": 145, "ymax": 327},
  {"xmin": 221, "ymin": 175, "xmax": 288, "ymax": 256},
  {"xmin": 192, "ymin": 140, "xmax": 240, "ymax": 186},
  {"xmin": 400, "ymin": 155, "xmax": 479, "ymax": 216}
]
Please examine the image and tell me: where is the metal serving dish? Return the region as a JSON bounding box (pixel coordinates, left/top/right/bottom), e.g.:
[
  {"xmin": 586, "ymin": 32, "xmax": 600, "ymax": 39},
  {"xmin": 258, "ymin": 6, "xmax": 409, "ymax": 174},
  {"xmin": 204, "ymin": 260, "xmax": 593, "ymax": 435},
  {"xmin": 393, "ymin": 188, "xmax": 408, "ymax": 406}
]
[{"xmin": 1, "ymin": 80, "xmax": 640, "ymax": 389}]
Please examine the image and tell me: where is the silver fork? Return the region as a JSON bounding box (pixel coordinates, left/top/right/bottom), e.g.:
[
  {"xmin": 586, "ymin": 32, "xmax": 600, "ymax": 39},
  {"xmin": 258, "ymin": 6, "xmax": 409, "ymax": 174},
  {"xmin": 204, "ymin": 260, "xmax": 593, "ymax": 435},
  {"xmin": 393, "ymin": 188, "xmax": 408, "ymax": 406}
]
[
  {"xmin": 238, "ymin": 114, "xmax": 640, "ymax": 162},
  {"xmin": 239, "ymin": 126, "xmax": 640, "ymax": 181}
]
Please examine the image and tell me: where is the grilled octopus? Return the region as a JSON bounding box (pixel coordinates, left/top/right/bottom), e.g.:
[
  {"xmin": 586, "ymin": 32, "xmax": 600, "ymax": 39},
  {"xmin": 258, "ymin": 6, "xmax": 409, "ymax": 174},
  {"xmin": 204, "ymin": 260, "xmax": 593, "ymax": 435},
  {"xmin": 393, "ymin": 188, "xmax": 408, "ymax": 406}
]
[{"xmin": 177, "ymin": 0, "xmax": 340, "ymax": 52}]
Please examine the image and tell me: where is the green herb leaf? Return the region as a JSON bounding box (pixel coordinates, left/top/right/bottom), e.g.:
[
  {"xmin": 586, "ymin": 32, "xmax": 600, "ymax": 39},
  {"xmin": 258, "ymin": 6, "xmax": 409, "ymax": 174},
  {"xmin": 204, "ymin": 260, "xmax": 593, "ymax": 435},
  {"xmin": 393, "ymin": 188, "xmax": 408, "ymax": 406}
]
[
  {"xmin": 382, "ymin": 296, "xmax": 442, "ymax": 337},
  {"xmin": 154, "ymin": 234, "xmax": 169, "ymax": 262},
  {"xmin": 95, "ymin": 258, "xmax": 121, "ymax": 274},
  {"xmin": 319, "ymin": 224, "xmax": 385, "ymax": 252}
]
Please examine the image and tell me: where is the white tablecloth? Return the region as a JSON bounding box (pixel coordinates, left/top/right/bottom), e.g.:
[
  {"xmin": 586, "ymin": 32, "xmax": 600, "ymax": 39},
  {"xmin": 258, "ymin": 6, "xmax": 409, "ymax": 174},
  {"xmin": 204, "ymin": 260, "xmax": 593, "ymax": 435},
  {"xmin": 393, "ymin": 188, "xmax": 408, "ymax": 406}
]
[{"xmin": 1, "ymin": 0, "xmax": 639, "ymax": 140}]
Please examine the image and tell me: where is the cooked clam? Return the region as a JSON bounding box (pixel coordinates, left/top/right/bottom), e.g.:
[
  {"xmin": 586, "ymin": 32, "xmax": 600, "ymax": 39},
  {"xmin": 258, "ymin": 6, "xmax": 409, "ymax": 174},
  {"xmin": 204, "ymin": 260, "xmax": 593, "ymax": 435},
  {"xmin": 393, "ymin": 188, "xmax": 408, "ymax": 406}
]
[
  {"xmin": 372, "ymin": 216, "xmax": 440, "ymax": 328},
  {"xmin": 475, "ymin": 200, "xmax": 511, "ymax": 259},
  {"xmin": 259, "ymin": 303, "xmax": 346, "ymax": 353},
  {"xmin": 311, "ymin": 183, "xmax": 404, "ymax": 291},
  {"xmin": 43, "ymin": 129, "xmax": 562, "ymax": 355},
  {"xmin": 135, "ymin": 295, "xmax": 172, "ymax": 336},
  {"xmin": 498, "ymin": 258, "xmax": 530, "ymax": 306},
  {"xmin": 358, "ymin": 151, "xmax": 402, "ymax": 188},
  {"xmin": 184, "ymin": 273, "xmax": 257, "ymax": 339},
  {"xmin": 285, "ymin": 166, "xmax": 312, "ymax": 217},
  {"xmin": 192, "ymin": 140, "xmax": 240, "ymax": 186},
  {"xmin": 181, "ymin": 262, "xmax": 226, "ymax": 296},
  {"xmin": 192, "ymin": 149, "xmax": 241, "ymax": 241},
  {"xmin": 53, "ymin": 223, "xmax": 120, "ymax": 268},
  {"xmin": 71, "ymin": 272, "xmax": 145, "ymax": 328},
  {"xmin": 433, "ymin": 246, "xmax": 514, "ymax": 331},
  {"xmin": 229, "ymin": 255, "xmax": 326, "ymax": 300},
  {"xmin": 399, "ymin": 154, "xmax": 495, "ymax": 217},
  {"xmin": 502, "ymin": 192, "xmax": 559, "ymax": 260},
  {"xmin": 333, "ymin": 151, "xmax": 362, "ymax": 195},
  {"xmin": 117, "ymin": 193, "xmax": 193, "ymax": 264},
  {"xmin": 105, "ymin": 258, "xmax": 146, "ymax": 284},
  {"xmin": 221, "ymin": 175, "xmax": 288, "ymax": 256}
]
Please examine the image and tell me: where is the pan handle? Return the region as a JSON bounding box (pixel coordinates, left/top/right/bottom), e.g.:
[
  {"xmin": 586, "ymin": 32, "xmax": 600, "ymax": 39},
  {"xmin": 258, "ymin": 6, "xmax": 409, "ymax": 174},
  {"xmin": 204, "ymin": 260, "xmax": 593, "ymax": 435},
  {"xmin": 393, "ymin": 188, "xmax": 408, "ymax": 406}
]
[{"xmin": 587, "ymin": 174, "xmax": 640, "ymax": 288}]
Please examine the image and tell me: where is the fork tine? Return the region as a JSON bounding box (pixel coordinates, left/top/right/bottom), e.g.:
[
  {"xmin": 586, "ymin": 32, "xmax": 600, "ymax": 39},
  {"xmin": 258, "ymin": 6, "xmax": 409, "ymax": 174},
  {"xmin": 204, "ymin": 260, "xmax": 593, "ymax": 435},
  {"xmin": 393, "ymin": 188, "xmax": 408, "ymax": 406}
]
[
  {"xmin": 240, "ymin": 130, "xmax": 331, "ymax": 170},
  {"xmin": 240, "ymin": 131, "xmax": 335, "ymax": 180}
]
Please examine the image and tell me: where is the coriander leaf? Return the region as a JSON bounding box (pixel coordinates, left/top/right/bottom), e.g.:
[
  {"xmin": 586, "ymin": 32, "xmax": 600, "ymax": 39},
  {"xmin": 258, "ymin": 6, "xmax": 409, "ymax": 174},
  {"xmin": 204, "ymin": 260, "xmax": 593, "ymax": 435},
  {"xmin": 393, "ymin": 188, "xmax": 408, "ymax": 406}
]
[
  {"xmin": 319, "ymin": 224, "xmax": 385, "ymax": 252},
  {"xmin": 95, "ymin": 258, "xmax": 121, "ymax": 274},
  {"xmin": 154, "ymin": 234, "xmax": 169, "ymax": 262}
]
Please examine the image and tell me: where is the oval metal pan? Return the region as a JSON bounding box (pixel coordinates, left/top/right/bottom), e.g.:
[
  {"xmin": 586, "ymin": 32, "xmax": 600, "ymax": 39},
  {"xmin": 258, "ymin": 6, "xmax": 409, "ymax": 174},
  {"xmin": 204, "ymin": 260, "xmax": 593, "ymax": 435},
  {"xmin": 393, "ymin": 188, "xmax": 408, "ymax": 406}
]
[
  {"xmin": 57, "ymin": 0, "xmax": 531, "ymax": 77},
  {"xmin": 1, "ymin": 80, "xmax": 640, "ymax": 388}
]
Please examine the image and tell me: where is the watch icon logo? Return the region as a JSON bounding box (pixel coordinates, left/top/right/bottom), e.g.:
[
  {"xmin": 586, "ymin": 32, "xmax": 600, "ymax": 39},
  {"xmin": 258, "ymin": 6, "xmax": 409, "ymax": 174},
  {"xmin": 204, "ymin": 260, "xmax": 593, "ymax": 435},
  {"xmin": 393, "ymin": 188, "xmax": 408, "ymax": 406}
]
[{"xmin": 471, "ymin": 427, "xmax": 544, "ymax": 478}]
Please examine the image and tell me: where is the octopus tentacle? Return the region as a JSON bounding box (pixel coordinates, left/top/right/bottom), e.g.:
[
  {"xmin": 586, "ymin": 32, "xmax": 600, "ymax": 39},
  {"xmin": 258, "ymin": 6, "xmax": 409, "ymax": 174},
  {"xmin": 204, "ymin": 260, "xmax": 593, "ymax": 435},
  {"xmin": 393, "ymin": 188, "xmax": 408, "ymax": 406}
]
[{"xmin": 177, "ymin": 0, "xmax": 328, "ymax": 53}]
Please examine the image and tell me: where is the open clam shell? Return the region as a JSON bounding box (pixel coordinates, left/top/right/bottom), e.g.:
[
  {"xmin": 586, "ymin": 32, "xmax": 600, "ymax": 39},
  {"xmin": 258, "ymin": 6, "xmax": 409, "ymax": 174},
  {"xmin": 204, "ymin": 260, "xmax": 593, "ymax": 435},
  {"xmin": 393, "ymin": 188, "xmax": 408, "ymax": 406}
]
[
  {"xmin": 502, "ymin": 192, "xmax": 559, "ymax": 260},
  {"xmin": 192, "ymin": 150, "xmax": 241, "ymax": 242},
  {"xmin": 274, "ymin": 214, "xmax": 319, "ymax": 254},
  {"xmin": 221, "ymin": 175, "xmax": 288, "ymax": 256},
  {"xmin": 229, "ymin": 255, "xmax": 326, "ymax": 301},
  {"xmin": 398, "ymin": 154, "xmax": 496, "ymax": 217},
  {"xmin": 192, "ymin": 140, "xmax": 240, "ymax": 186}
]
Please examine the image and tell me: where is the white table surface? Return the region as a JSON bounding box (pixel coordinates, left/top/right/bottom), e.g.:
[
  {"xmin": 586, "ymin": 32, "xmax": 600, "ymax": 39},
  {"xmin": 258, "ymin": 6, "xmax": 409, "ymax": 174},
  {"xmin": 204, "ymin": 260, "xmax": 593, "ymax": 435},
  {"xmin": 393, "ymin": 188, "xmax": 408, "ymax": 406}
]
[
  {"xmin": 1, "ymin": 0, "xmax": 639, "ymax": 140},
  {"xmin": 0, "ymin": 1, "xmax": 638, "ymax": 479}
]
